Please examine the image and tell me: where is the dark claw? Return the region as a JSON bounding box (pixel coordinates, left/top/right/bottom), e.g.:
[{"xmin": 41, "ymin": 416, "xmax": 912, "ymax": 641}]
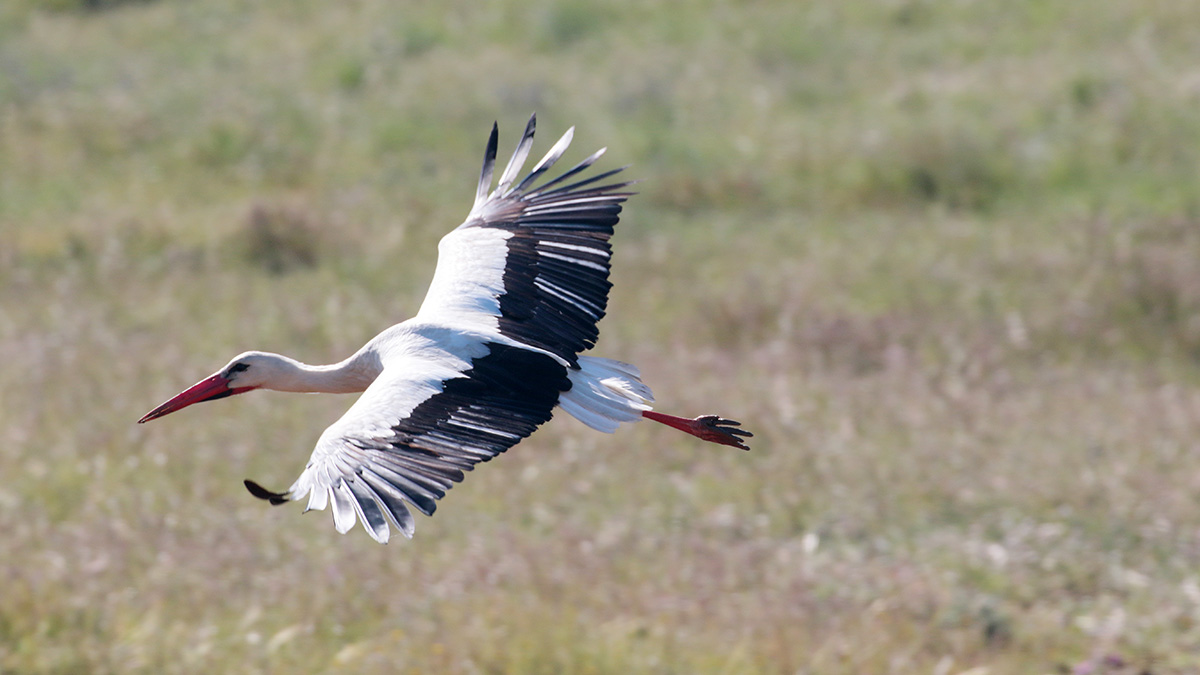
[{"xmin": 697, "ymin": 415, "xmax": 753, "ymax": 451}]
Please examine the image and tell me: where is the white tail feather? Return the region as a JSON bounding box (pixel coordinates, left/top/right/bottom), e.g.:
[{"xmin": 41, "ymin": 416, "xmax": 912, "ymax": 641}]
[{"xmin": 560, "ymin": 356, "xmax": 654, "ymax": 433}]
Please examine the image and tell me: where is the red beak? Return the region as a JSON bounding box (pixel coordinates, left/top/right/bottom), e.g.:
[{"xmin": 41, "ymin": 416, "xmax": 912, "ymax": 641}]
[{"xmin": 138, "ymin": 374, "xmax": 256, "ymax": 423}]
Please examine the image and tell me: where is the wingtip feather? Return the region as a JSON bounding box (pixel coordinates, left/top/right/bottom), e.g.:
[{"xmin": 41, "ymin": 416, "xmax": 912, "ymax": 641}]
[
  {"xmin": 514, "ymin": 125, "xmax": 576, "ymax": 193},
  {"xmin": 346, "ymin": 479, "xmax": 392, "ymax": 544},
  {"xmin": 496, "ymin": 114, "xmax": 538, "ymax": 196},
  {"xmin": 474, "ymin": 122, "xmax": 500, "ymax": 210},
  {"xmin": 330, "ymin": 480, "xmax": 358, "ymax": 534}
]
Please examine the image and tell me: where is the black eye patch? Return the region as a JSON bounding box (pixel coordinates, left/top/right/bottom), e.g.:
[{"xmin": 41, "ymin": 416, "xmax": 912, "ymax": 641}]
[{"xmin": 227, "ymin": 362, "xmax": 251, "ymax": 375}]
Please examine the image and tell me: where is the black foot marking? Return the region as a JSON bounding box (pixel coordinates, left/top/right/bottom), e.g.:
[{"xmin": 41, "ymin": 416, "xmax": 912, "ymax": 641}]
[{"xmin": 244, "ymin": 479, "xmax": 290, "ymax": 505}]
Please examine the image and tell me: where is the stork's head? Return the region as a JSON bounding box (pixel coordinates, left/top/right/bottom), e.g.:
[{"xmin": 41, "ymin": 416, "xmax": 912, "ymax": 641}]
[{"xmin": 137, "ymin": 351, "xmax": 280, "ymax": 423}]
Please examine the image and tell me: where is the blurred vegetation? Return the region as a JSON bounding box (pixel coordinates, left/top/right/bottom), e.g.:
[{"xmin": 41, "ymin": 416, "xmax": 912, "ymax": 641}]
[{"xmin": 3, "ymin": 0, "xmax": 1200, "ymax": 673}]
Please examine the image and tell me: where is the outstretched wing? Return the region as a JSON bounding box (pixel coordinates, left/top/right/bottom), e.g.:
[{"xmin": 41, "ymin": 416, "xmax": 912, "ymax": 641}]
[
  {"xmin": 415, "ymin": 114, "xmax": 634, "ymax": 367},
  {"xmin": 247, "ymin": 337, "xmax": 571, "ymax": 543}
]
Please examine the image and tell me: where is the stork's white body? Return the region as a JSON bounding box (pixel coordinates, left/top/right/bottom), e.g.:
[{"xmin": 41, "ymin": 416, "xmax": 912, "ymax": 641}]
[{"xmin": 140, "ymin": 116, "xmax": 749, "ymax": 544}]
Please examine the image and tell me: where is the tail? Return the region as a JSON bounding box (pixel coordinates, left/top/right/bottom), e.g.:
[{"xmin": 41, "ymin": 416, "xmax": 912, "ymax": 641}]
[{"xmin": 559, "ymin": 356, "xmax": 654, "ymax": 432}]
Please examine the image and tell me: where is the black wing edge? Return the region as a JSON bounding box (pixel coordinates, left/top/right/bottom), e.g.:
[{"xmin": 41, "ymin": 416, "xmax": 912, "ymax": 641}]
[{"xmin": 469, "ymin": 113, "xmax": 636, "ymax": 220}]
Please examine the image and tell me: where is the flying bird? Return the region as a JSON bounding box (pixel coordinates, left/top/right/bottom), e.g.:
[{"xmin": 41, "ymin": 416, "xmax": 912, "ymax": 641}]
[{"xmin": 139, "ymin": 115, "xmax": 752, "ymax": 543}]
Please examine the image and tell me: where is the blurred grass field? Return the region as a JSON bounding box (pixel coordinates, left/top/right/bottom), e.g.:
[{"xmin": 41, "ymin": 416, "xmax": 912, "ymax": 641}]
[{"xmin": 4, "ymin": 0, "xmax": 1200, "ymax": 672}]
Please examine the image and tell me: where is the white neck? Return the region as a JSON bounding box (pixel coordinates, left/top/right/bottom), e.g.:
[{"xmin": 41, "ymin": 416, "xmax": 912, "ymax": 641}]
[{"xmin": 249, "ymin": 351, "xmax": 382, "ymax": 394}]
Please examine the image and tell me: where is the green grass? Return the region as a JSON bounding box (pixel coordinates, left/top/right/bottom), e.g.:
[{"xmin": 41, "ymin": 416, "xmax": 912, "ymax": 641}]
[{"xmin": 4, "ymin": 0, "xmax": 1200, "ymax": 672}]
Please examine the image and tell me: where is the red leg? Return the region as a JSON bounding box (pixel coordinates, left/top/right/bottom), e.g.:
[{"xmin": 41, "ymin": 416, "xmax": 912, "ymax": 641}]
[{"xmin": 642, "ymin": 411, "xmax": 753, "ymax": 450}]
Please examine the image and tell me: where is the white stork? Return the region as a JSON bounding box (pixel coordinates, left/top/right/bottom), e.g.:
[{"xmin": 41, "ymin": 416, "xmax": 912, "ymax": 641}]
[{"xmin": 138, "ymin": 115, "xmax": 752, "ymax": 543}]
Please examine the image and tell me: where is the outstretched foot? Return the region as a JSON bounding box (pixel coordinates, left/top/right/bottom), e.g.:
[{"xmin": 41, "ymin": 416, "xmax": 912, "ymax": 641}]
[{"xmin": 642, "ymin": 411, "xmax": 753, "ymax": 450}]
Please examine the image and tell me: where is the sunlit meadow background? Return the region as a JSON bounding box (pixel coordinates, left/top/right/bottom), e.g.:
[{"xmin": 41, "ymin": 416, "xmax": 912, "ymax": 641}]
[{"xmin": 3, "ymin": 0, "xmax": 1200, "ymax": 672}]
